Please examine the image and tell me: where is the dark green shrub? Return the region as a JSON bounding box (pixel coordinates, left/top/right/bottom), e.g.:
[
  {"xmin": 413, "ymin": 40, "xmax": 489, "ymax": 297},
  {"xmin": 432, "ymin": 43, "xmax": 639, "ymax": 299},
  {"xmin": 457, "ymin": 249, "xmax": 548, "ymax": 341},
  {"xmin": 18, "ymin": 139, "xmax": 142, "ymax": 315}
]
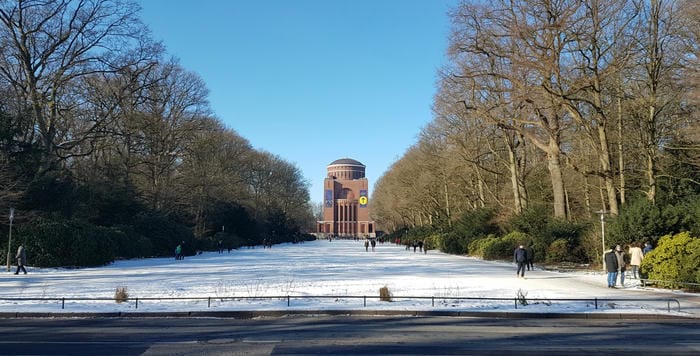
[
  {"xmin": 607, "ymin": 198, "xmax": 664, "ymax": 247},
  {"xmin": 439, "ymin": 231, "xmax": 468, "ymax": 255},
  {"xmin": 110, "ymin": 225, "xmax": 153, "ymax": 259},
  {"xmin": 468, "ymin": 235, "xmax": 498, "ymax": 258},
  {"xmin": 421, "ymin": 233, "xmax": 440, "ymax": 252},
  {"xmin": 546, "ymin": 239, "xmax": 569, "ymax": 263},
  {"xmin": 131, "ymin": 212, "xmax": 193, "ymax": 257},
  {"xmin": 482, "ymin": 232, "xmax": 530, "ymax": 260},
  {"xmin": 507, "ymin": 206, "xmax": 550, "ymax": 236},
  {"xmin": 640, "ymin": 232, "xmax": 700, "ymax": 287},
  {"xmin": 449, "ymin": 208, "xmax": 499, "ymax": 254},
  {"xmin": 541, "ymin": 219, "xmax": 587, "ymax": 247},
  {"xmin": 17, "ymin": 217, "xmax": 117, "ymax": 267}
]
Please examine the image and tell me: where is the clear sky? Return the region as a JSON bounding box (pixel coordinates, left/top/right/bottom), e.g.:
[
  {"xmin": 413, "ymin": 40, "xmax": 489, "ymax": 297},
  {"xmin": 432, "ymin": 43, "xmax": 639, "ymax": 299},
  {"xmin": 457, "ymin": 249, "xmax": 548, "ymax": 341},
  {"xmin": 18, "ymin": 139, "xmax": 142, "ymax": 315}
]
[{"xmin": 137, "ymin": 0, "xmax": 455, "ymax": 204}]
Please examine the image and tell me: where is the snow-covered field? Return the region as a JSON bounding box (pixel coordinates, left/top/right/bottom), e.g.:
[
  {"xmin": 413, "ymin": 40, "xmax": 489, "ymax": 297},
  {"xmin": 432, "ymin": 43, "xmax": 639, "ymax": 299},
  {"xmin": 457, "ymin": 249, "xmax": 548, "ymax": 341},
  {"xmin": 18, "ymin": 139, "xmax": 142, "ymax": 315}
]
[{"xmin": 0, "ymin": 239, "xmax": 696, "ymax": 317}]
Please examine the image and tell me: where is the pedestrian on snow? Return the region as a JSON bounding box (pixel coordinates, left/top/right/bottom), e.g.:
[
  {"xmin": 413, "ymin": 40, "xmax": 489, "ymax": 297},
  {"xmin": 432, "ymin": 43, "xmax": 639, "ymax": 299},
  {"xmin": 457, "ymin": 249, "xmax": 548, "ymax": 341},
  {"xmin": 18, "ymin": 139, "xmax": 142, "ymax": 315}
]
[
  {"xmin": 514, "ymin": 245, "xmax": 528, "ymax": 278},
  {"xmin": 364, "ymin": 240, "xmax": 369, "ymax": 252},
  {"xmin": 628, "ymin": 243, "xmax": 644, "ymax": 279},
  {"xmin": 604, "ymin": 246, "xmax": 619, "ymax": 288},
  {"xmin": 615, "ymin": 245, "xmax": 627, "ymax": 287},
  {"xmin": 643, "ymin": 241, "xmax": 653, "ymax": 255},
  {"xmin": 175, "ymin": 244, "xmax": 182, "ymax": 260},
  {"xmin": 370, "ymin": 239, "xmax": 376, "ymax": 251},
  {"xmin": 218, "ymin": 240, "xmax": 224, "ymax": 254},
  {"xmin": 15, "ymin": 245, "xmax": 27, "ymax": 274},
  {"xmin": 423, "ymin": 239, "xmax": 428, "ymax": 254},
  {"xmin": 417, "ymin": 240, "xmax": 423, "ymax": 253},
  {"xmin": 525, "ymin": 246, "xmax": 534, "ymax": 271}
]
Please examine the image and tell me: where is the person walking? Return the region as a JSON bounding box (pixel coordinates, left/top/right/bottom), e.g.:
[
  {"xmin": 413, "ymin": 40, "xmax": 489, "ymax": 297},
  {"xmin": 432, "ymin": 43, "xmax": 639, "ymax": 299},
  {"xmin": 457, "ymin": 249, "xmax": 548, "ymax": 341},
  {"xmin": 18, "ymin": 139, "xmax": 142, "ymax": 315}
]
[
  {"xmin": 628, "ymin": 243, "xmax": 644, "ymax": 279},
  {"xmin": 525, "ymin": 246, "xmax": 534, "ymax": 271},
  {"xmin": 175, "ymin": 244, "xmax": 182, "ymax": 260},
  {"xmin": 15, "ymin": 245, "xmax": 27, "ymax": 274},
  {"xmin": 604, "ymin": 246, "xmax": 619, "ymax": 288},
  {"xmin": 615, "ymin": 245, "xmax": 627, "ymax": 287},
  {"xmin": 364, "ymin": 240, "xmax": 369, "ymax": 252},
  {"xmin": 514, "ymin": 245, "xmax": 528, "ymax": 278}
]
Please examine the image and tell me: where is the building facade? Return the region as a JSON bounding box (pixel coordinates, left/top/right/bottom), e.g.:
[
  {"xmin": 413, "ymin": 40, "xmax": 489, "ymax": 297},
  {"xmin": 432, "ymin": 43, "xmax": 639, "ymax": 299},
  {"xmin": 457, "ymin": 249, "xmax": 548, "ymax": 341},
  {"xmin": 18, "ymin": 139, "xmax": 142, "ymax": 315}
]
[{"xmin": 317, "ymin": 158, "xmax": 375, "ymax": 238}]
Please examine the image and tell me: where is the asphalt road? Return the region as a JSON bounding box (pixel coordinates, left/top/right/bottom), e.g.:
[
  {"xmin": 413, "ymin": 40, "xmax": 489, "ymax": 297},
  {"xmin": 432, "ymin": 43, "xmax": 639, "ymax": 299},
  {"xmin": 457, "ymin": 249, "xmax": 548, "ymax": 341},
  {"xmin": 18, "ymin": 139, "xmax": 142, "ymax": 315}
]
[{"xmin": 0, "ymin": 315, "xmax": 698, "ymax": 355}]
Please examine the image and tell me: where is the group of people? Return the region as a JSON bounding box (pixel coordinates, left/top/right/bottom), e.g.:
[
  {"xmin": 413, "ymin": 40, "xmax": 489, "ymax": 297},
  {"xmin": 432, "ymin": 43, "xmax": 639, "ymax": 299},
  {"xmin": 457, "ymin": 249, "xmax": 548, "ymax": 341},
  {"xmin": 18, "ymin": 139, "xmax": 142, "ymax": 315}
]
[
  {"xmin": 604, "ymin": 242, "xmax": 653, "ymax": 288},
  {"xmin": 364, "ymin": 239, "xmax": 377, "ymax": 252},
  {"xmin": 405, "ymin": 240, "xmax": 428, "ymax": 254},
  {"xmin": 513, "ymin": 245, "xmax": 535, "ymax": 278}
]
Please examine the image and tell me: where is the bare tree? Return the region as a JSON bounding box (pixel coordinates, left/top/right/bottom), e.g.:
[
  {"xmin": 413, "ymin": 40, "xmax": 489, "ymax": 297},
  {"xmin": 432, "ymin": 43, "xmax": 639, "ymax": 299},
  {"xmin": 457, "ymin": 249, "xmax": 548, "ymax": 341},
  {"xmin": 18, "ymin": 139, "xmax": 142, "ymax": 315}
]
[
  {"xmin": 448, "ymin": 0, "xmax": 574, "ymax": 219},
  {"xmin": 0, "ymin": 0, "xmax": 153, "ymax": 173}
]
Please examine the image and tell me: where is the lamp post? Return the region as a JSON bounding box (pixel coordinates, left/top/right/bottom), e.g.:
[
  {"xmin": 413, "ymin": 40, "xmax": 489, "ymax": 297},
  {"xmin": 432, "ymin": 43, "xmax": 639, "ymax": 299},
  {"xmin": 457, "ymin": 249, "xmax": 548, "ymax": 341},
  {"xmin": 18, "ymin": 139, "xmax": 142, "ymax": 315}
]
[
  {"xmin": 6, "ymin": 207, "xmax": 14, "ymax": 272},
  {"xmin": 597, "ymin": 210, "xmax": 606, "ymax": 271}
]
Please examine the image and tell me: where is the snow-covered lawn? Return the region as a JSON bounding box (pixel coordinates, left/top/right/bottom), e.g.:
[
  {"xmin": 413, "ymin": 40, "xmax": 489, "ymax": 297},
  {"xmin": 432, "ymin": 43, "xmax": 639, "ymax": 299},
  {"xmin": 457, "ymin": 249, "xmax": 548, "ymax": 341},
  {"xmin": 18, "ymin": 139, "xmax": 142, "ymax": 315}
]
[{"xmin": 0, "ymin": 239, "xmax": 696, "ymax": 317}]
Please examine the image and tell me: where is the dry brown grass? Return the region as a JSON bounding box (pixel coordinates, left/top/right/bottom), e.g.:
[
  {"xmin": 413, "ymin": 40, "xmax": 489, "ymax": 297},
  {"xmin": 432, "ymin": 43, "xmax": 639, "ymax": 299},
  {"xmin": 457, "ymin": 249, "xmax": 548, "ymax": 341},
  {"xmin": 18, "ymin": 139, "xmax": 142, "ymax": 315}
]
[
  {"xmin": 115, "ymin": 286, "xmax": 129, "ymax": 303},
  {"xmin": 379, "ymin": 286, "xmax": 392, "ymax": 302}
]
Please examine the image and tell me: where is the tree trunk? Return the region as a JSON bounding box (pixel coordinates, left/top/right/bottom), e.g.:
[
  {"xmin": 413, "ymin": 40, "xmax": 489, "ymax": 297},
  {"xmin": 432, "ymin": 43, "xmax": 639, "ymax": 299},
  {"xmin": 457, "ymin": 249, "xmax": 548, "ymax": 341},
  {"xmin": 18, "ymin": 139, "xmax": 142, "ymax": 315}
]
[
  {"xmin": 547, "ymin": 139, "xmax": 567, "ymax": 219},
  {"xmin": 617, "ymin": 96, "xmax": 626, "ymax": 205},
  {"xmin": 597, "ymin": 124, "xmax": 619, "ymax": 215}
]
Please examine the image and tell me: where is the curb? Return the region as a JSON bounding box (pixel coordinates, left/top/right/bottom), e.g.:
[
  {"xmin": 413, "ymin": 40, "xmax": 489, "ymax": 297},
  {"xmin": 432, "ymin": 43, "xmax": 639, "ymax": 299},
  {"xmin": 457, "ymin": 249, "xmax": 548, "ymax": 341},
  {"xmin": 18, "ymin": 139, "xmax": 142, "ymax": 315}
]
[{"xmin": 0, "ymin": 310, "xmax": 695, "ymax": 320}]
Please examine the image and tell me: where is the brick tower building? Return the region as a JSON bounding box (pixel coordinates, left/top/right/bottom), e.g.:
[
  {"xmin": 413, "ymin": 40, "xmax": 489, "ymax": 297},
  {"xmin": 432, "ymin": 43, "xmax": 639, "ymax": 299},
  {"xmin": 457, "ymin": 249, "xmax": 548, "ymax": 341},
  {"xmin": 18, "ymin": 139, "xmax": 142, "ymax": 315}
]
[{"xmin": 317, "ymin": 158, "xmax": 375, "ymax": 238}]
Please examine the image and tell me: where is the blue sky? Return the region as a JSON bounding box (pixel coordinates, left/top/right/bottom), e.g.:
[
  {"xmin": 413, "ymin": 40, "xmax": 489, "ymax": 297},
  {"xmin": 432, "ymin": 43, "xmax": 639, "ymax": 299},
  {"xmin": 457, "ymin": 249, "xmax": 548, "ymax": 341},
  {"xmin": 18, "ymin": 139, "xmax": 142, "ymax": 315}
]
[{"xmin": 137, "ymin": 1, "xmax": 455, "ymax": 204}]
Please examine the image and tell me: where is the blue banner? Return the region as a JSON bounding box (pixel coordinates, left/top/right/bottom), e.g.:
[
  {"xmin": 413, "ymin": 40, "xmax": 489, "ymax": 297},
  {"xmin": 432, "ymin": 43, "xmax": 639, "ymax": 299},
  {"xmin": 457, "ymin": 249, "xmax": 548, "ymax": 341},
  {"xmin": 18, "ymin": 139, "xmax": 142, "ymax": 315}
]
[{"xmin": 325, "ymin": 189, "xmax": 333, "ymax": 208}]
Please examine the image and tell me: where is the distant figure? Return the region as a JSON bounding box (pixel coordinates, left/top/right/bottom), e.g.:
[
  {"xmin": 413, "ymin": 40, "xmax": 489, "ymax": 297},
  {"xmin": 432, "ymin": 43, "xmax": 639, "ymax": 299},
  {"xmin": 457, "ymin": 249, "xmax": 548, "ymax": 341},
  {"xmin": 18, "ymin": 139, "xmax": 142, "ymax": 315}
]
[
  {"xmin": 370, "ymin": 239, "xmax": 376, "ymax": 252},
  {"xmin": 15, "ymin": 245, "xmax": 27, "ymax": 274},
  {"xmin": 423, "ymin": 239, "xmax": 428, "ymax": 254},
  {"xmin": 217, "ymin": 240, "xmax": 223, "ymax": 254},
  {"xmin": 513, "ymin": 245, "xmax": 527, "ymax": 278},
  {"xmin": 615, "ymin": 245, "xmax": 626, "ymax": 287},
  {"xmin": 604, "ymin": 246, "xmax": 619, "ymax": 288},
  {"xmin": 628, "ymin": 243, "xmax": 644, "ymax": 279},
  {"xmin": 525, "ymin": 246, "xmax": 534, "ymax": 271},
  {"xmin": 417, "ymin": 240, "xmax": 423, "ymax": 253},
  {"xmin": 643, "ymin": 241, "xmax": 653, "ymax": 255},
  {"xmin": 364, "ymin": 240, "xmax": 369, "ymax": 252},
  {"xmin": 175, "ymin": 244, "xmax": 182, "ymax": 260}
]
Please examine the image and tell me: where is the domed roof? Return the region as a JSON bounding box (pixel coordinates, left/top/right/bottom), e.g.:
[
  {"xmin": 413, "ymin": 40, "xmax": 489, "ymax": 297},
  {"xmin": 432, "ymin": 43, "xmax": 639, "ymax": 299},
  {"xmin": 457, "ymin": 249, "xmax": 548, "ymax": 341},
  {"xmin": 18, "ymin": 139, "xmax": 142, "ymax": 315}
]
[{"xmin": 328, "ymin": 158, "xmax": 364, "ymax": 166}]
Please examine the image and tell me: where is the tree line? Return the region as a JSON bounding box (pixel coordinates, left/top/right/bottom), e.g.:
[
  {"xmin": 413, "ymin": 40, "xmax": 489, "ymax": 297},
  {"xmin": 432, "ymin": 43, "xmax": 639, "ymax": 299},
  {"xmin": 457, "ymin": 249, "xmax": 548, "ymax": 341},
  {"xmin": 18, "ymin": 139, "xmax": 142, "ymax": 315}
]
[
  {"xmin": 0, "ymin": 0, "xmax": 315, "ymax": 267},
  {"xmin": 371, "ymin": 0, "xmax": 700, "ymax": 272}
]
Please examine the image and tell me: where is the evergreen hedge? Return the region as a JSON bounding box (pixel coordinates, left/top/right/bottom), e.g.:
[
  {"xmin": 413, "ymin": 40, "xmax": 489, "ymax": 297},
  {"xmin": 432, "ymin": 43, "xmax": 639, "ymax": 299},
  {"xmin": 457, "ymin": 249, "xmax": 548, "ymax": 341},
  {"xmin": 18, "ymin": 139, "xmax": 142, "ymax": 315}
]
[{"xmin": 640, "ymin": 232, "xmax": 700, "ymax": 288}]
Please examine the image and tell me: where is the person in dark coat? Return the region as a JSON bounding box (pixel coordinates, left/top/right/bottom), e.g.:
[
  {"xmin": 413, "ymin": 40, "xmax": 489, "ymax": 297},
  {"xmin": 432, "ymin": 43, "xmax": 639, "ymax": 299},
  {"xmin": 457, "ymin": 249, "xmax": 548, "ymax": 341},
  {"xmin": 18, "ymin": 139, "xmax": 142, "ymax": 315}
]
[
  {"xmin": 514, "ymin": 245, "xmax": 528, "ymax": 278},
  {"xmin": 525, "ymin": 246, "xmax": 534, "ymax": 271},
  {"xmin": 604, "ymin": 246, "xmax": 619, "ymax": 288},
  {"xmin": 15, "ymin": 245, "xmax": 27, "ymax": 274}
]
